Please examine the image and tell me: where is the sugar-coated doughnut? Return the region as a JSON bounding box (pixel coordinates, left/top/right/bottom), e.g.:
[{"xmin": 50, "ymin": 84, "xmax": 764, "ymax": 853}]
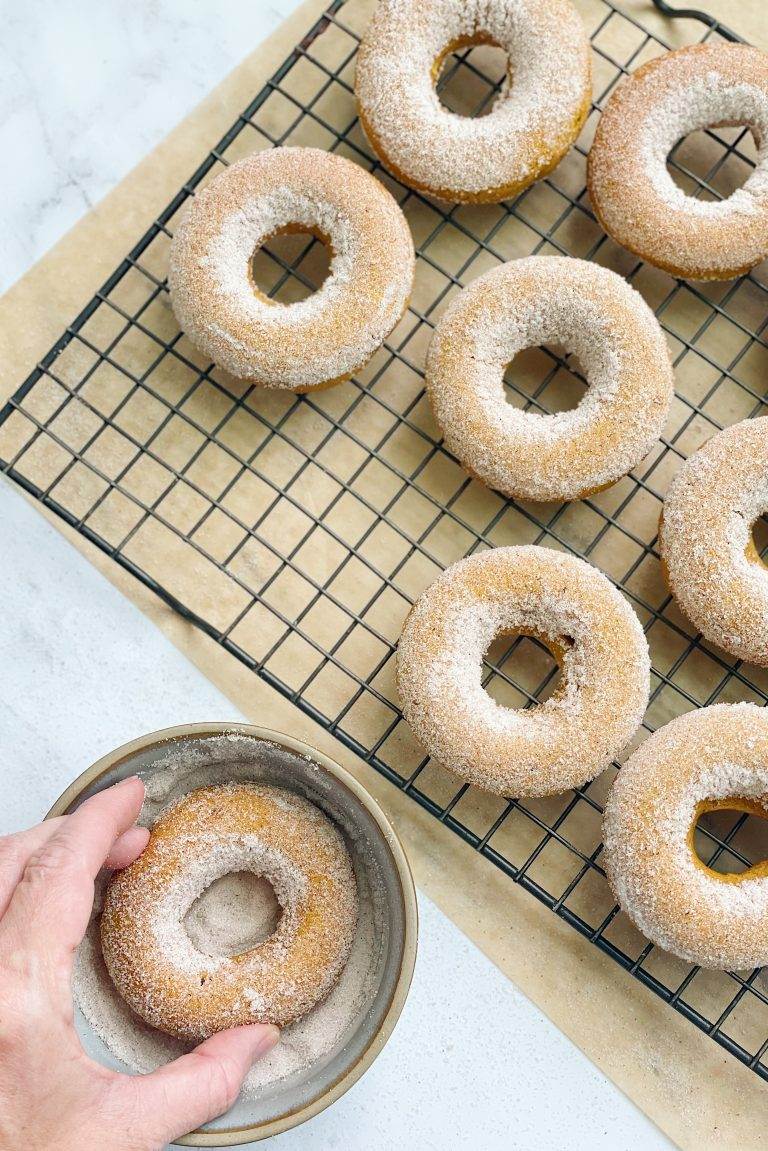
[
  {"xmin": 100, "ymin": 783, "xmax": 358, "ymax": 1041},
  {"xmin": 603, "ymin": 703, "xmax": 768, "ymax": 970},
  {"xmin": 169, "ymin": 147, "xmax": 414, "ymax": 391},
  {"xmin": 397, "ymin": 546, "xmax": 650, "ymax": 796},
  {"xmin": 659, "ymin": 418, "xmax": 768, "ymax": 667},
  {"xmin": 588, "ymin": 43, "xmax": 768, "ymax": 281},
  {"xmin": 425, "ymin": 257, "xmax": 673, "ymax": 502},
  {"xmin": 355, "ymin": 0, "xmax": 591, "ymax": 204}
]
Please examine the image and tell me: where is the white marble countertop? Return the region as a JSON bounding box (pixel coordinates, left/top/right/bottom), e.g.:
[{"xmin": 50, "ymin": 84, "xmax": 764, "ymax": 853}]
[{"xmin": 0, "ymin": 3, "xmax": 674, "ymax": 1147}]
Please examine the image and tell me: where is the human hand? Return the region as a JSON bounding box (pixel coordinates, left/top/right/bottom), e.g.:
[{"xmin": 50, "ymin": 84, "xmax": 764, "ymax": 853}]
[{"xmin": 0, "ymin": 776, "xmax": 279, "ymax": 1150}]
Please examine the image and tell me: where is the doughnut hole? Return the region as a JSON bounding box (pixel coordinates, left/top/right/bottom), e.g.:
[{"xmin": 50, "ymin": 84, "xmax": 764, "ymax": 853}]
[
  {"xmin": 183, "ymin": 871, "xmax": 282, "ymax": 960},
  {"xmin": 690, "ymin": 799, "xmax": 768, "ymax": 880},
  {"xmin": 746, "ymin": 513, "xmax": 768, "ymax": 567},
  {"xmin": 250, "ymin": 225, "xmax": 332, "ymax": 304},
  {"xmin": 434, "ymin": 36, "xmax": 510, "ymax": 119},
  {"xmin": 503, "ymin": 346, "xmax": 588, "ymax": 415},
  {"xmin": 666, "ymin": 124, "xmax": 758, "ymax": 202},
  {"xmin": 483, "ymin": 629, "xmax": 571, "ymax": 709}
]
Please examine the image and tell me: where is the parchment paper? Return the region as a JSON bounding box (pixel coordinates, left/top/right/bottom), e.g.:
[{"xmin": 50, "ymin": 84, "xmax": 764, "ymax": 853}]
[{"xmin": 2, "ymin": 3, "xmax": 768, "ymax": 1149}]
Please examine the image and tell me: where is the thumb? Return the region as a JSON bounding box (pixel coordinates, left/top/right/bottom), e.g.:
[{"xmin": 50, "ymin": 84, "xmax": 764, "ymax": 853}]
[{"xmin": 137, "ymin": 1024, "xmax": 280, "ymax": 1143}]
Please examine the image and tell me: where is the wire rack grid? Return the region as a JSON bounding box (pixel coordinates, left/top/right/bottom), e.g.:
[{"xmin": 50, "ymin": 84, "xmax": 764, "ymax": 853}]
[{"xmin": 4, "ymin": 0, "xmax": 768, "ymax": 1080}]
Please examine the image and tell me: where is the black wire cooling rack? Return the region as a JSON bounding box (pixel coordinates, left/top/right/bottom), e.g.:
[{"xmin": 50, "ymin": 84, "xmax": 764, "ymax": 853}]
[{"xmin": 5, "ymin": 0, "xmax": 768, "ymax": 1080}]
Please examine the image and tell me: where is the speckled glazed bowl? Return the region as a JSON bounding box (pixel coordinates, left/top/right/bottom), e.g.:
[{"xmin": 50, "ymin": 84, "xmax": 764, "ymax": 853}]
[{"xmin": 47, "ymin": 722, "xmax": 417, "ymax": 1146}]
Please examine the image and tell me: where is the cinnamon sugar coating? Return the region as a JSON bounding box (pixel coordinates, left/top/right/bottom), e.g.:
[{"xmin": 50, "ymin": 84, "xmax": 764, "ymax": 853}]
[
  {"xmin": 100, "ymin": 783, "xmax": 358, "ymax": 1041},
  {"xmin": 659, "ymin": 418, "xmax": 768, "ymax": 667},
  {"xmin": 603, "ymin": 703, "xmax": 768, "ymax": 970},
  {"xmin": 397, "ymin": 545, "xmax": 650, "ymax": 797},
  {"xmin": 355, "ymin": 0, "xmax": 591, "ymax": 203},
  {"xmin": 425, "ymin": 256, "xmax": 673, "ymax": 503},
  {"xmin": 169, "ymin": 147, "xmax": 414, "ymax": 390},
  {"xmin": 588, "ymin": 43, "xmax": 768, "ymax": 281}
]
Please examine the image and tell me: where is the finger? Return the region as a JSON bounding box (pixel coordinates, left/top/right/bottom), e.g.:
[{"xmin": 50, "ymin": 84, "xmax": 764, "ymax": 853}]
[
  {"xmin": 137, "ymin": 1025, "xmax": 280, "ymax": 1143},
  {"xmin": 1, "ymin": 777, "xmax": 145, "ymax": 955},
  {"xmin": 0, "ymin": 818, "xmax": 66, "ymax": 918},
  {"xmin": 0, "ymin": 818, "xmax": 147, "ymax": 916},
  {"xmin": 53, "ymin": 776, "xmax": 146, "ymax": 881},
  {"xmin": 105, "ymin": 825, "xmax": 150, "ymax": 870}
]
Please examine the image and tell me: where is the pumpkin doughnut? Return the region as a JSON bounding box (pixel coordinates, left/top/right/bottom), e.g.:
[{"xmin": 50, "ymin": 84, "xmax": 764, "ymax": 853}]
[
  {"xmin": 100, "ymin": 783, "xmax": 358, "ymax": 1041},
  {"xmin": 588, "ymin": 43, "xmax": 768, "ymax": 281},
  {"xmin": 355, "ymin": 0, "xmax": 591, "ymax": 203},
  {"xmin": 168, "ymin": 147, "xmax": 414, "ymax": 390},
  {"xmin": 425, "ymin": 257, "xmax": 673, "ymax": 502},
  {"xmin": 603, "ymin": 704, "xmax": 768, "ymax": 970},
  {"xmin": 397, "ymin": 546, "xmax": 650, "ymax": 796},
  {"xmin": 659, "ymin": 418, "xmax": 768, "ymax": 667}
]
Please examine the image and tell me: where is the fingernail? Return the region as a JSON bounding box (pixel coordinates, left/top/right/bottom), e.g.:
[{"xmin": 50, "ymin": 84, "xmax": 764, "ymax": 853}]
[
  {"xmin": 116, "ymin": 775, "xmax": 144, "ymax": 790},
  {"xmin": 253, "ymin": 1025, "xmax": 280, "ymax": 1059}
]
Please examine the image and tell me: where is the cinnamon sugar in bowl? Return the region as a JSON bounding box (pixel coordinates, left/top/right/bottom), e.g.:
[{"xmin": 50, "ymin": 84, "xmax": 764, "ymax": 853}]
[{"xmin": 48, "ymin": 723, "xmax": 417, "ymax": 1147}]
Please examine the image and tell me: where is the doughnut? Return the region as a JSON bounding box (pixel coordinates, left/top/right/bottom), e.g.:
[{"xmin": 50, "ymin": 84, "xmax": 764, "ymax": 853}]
[
  {"xmin": 169, "ymin": 147, "xmax": 414, "ymax": 391},
  {"xmin": 659, "ymin": 418, "xmax": 768, "ymax": 667},
  {"xmin": 603, "ymin": 703, "xmax": 768, "ymax": 970},
  {"xmin": 397, "ymin": 545, "xmax": 650, "ymax": 796},
  {"xmin": 588, "ymin": 43, "xmax": 768, "ymax": 281},
  {"xmin": 100, "ymin": 783, "xmax": 358, "ymax": 1041},
  {"xmin": 425, "ymin": 257, "xmax": 673, "ymax": 502},
  {"xmin": 355, "ymin": 0, "xmax": 591, "ymax": 204}
]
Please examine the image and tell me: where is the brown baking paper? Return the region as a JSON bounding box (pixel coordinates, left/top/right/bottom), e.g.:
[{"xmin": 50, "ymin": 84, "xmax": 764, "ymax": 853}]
[{"xmin": 3, "ymin": 2, "xmax": 768, "ymax": 1149}]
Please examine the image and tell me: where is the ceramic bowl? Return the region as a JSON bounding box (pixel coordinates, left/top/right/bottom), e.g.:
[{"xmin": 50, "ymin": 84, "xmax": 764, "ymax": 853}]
[{"xmin": 48, "ymin": 722, "xmax": 417, "ymax": 1146}]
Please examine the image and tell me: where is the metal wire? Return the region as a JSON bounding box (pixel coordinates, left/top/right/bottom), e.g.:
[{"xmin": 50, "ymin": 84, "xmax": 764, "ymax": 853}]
[{"xmin": 4, "ymin": 0, "xmax": 768, "ymax": 1079}]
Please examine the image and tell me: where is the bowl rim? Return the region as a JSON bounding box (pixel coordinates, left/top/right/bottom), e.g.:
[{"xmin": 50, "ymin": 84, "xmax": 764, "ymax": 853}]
[{"xmin": 47, "ymin": 720, "xmax": 419, "ymax": 1147}]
